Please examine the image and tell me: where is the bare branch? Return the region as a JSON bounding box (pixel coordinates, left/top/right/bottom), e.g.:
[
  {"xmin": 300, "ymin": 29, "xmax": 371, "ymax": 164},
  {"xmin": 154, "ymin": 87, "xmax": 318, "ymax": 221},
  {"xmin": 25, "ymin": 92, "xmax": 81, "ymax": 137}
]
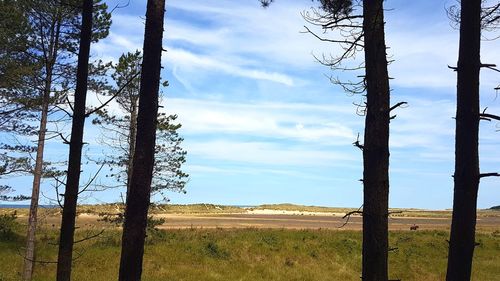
[
  {"xmin": 303, "ymin": 26, "xmax": 364, "ymax": 48},
  {"xmin": 109, "ymin": 0, "xmax": 130, "ymax": 14},
  {"xmin": 78, "ymin": 163, "xmax": 105, "ymax": 194},
  {"xmin": 479, "ymin": 113, "xmax": 500, "ymax": 121},
  {"xmin": 479, "ymin": 172, "xmax": 500, "ymax": 178},
  {"xmin": 59, "ymin": 133, "xmax": 70, "ymax": 144},
  {"xmin": 85, "ymin": 72, "xmax": 140, "ymax": 117},
  {"xmin": 352, "ymin": 132, "xmax": 364, "ymax": 150},
  {"xmin": 65, "ymin": 95, "xmax": 74, "ymax": 112},
  {"xmin": 480, "ymin": 63, "xmax": 500, "ymax": 73},
  {"xmin": 339, "ymin": 204, "xmax": 363, "ymax": 228},
  {"xmin": 73, "ymin": 229, "xmax": 105, "ymax": 244},
  {"xmin": 389, "ymin": 101, "xmax": 408, "ymax": 112},
  {"xmin": 17, "ymin": 248, "xmax": 58, "ymax": 264}
]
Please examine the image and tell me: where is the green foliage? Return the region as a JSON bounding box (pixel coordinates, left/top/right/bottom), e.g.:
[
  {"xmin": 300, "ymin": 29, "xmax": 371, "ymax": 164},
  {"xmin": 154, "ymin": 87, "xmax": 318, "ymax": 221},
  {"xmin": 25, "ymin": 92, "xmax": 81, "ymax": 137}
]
[
  {"xmin": 0, "ymin": 0, "xmax": 112, "ymax": 192},
  {"xmin": 318, "ymin": 0, "xmax": 353, "ymax": 16},
  {"xmin": 205, "ymin": 241, "xmax": 230, "ymax": 259},
  {"xmin": 92, "ymin": 51, "xmax": 189, "ymax": 198},
  {"xmin": 1, "ymin": 228, "xmax": 498, "ymax": 280},
  {"xmin": 0, "ymin": 211, "xmax": 19, "ymax": 239}
]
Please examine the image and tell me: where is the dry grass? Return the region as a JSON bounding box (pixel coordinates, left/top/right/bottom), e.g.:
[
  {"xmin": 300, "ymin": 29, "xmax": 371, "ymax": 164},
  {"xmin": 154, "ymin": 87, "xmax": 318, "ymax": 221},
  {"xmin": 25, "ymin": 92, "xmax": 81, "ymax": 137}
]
[{"xmin": 0, "ymin": 223, "xmax": 499, "ymax": 281}]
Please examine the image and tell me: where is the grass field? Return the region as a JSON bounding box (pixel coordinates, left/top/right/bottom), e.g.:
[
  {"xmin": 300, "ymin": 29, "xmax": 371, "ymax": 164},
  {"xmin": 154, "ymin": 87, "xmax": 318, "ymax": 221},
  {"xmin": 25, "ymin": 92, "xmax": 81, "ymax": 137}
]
[{"xmin": 1, "ymin": 220, "xmax": 499, "ymax": 280}]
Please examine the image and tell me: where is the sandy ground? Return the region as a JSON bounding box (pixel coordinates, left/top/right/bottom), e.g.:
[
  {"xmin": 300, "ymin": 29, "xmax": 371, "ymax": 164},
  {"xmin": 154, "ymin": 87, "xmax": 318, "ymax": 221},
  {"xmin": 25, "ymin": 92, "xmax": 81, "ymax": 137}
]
[
  {"xmin": 14, "ymin": 209, "xmax": 500, "ymax": 232},
  {"xmin": 150, "ymin": 210, "xmax": 500, "ymax": 231}
]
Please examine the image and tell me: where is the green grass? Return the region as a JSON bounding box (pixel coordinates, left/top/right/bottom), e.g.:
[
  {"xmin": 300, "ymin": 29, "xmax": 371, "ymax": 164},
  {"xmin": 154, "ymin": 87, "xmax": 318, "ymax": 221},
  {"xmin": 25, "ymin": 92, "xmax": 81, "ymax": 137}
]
[{"xmin": 1, "ymin": 227, "xmax": 499, "ymax": 281}]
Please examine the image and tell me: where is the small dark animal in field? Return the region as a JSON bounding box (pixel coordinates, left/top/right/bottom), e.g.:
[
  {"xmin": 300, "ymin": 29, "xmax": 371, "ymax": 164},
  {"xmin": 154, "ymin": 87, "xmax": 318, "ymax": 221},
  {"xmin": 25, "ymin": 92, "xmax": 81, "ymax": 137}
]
[{"xmin": 410, "ymin": 224, "xmax": 419, "ymax": 231}]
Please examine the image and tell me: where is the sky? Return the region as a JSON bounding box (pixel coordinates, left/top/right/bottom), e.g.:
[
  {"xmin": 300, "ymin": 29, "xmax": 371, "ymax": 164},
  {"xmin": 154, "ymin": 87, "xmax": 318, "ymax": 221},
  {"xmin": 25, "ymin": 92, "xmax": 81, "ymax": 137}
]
[{"xmin": 2, "ymin": 0, "xmax": 499, "ymax": 209}]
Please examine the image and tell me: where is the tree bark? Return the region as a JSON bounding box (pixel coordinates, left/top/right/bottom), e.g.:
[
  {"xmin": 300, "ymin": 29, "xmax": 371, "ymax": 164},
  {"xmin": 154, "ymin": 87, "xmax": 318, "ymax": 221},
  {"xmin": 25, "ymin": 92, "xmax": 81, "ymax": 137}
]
[
  {"xmin": 22, "ymin": 77, "xmax": 50, "ymax": 281},
  {"xmin": 56, "ymin": 0, "xmax": 93, "ymax": 280},
  {"xmin": 362, "ymin": 1, "xmax": 391, "ymax": 280},
  {"xmin": 446, "ymin": 0, "xmax": 482, "ymax": 280},
  {"xmin": 23, "ymin": 10, "xmax": 62, "ymax": 281},
  {"xmin": 118, "ymin": 0, "xmax": 165, "ymax": 280}
]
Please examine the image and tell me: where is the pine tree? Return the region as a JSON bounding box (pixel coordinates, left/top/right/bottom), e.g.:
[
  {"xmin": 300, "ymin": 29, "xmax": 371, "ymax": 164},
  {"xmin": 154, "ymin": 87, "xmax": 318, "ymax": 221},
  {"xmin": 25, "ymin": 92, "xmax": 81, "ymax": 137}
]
[
  {"xmin": 92, "ymin": 51, "xmax": 188, "ymax": 201},
  {"xmin": 118, "ymin": 0, "xmax": 167, "ymax": 280},
  {"xmin": 0, "ymin": 0, "xmax": 111, "ymax": 279}
]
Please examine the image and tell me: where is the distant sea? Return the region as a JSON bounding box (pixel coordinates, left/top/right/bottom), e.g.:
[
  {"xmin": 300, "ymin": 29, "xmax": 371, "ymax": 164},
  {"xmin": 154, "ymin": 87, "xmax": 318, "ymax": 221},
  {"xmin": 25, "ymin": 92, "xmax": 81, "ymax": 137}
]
[{"xmin": 0, "ymin": 204, "xmax": 58, "ymax": 209}]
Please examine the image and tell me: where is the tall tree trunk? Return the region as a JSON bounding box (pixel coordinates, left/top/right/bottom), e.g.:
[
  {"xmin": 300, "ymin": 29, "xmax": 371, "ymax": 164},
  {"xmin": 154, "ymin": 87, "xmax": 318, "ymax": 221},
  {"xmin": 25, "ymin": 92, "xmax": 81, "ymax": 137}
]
[
  {"xmin": 362, "ymin": 1, "xmax": 391, "ymax": 280},
  {"xmin": 126, "ymin": 100, "xmax": 138, "ymax": 198},
  {"xmin": 56, "ymin": 0, "xmax": 93, "ymax": 280},
  {"xmin": 118, "ymin": 0, "xmax": 165, "ymax": 280},
  {"xmin": 23, "ymin": 10, "xmax": 62, "ymax": 280},
  {"xmin": 446, "ymin": 0, "xmax": 481, "ymax": 280},
  {"xmin": 22, "ymin": 82, "xmax": 50, "ymax": 281}
]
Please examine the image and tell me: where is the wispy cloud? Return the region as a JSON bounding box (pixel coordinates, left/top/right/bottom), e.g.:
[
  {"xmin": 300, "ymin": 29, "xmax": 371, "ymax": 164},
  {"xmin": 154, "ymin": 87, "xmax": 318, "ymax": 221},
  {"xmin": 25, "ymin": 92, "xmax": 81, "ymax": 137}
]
[
  {"xmin": 165, "ymin": 48, "xmax": 295, "ymax": 86},
  {"xmin": 185, "ymin": 140, "xmax": 356, "ymax": 167},
  {"xmin": 162, "ymin": 98, "xmax": 357, "ymax": 144}
]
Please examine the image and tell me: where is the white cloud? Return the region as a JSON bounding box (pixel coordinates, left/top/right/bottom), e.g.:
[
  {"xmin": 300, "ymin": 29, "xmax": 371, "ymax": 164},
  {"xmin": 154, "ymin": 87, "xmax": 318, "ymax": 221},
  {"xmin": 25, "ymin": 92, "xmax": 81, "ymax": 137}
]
[
  {"xmin": 165, "ymin": 48, "xmax": 295, "ymax": 86},
  {"xmin": 185, "ymin": 140, "xmax": 356, "ymax": 167},
  {"xmin": 390, "ymin": 98, "xmax": 456, "ymax": 148},
  {"xmin": 162, "ymin": 98, "xmax": 357, "ymax": 144},
  {"xmin": 186, "ymin": 164, "xmax": 341, "ymax": 181}
]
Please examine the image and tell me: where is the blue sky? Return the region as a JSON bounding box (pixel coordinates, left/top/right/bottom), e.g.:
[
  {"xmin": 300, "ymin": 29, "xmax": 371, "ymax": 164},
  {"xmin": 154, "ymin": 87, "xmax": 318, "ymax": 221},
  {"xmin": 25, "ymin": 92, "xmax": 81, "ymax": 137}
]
[{"xmin": 2, "ymin": 0, "xmax": 499, "ymax": 209}]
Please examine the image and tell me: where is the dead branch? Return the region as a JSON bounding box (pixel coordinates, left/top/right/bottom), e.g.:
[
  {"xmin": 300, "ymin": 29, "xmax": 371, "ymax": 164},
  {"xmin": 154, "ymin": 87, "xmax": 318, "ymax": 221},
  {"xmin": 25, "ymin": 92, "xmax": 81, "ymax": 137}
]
[
  {"xmin": 17, "ymin": 248, "xmax": 58, "ymax": 264},
  {"xmin": 78, "ymin": 163, "xmax": 105, "ymax": 195},
  {"xmin": 303, "ymin": 25, "xmax": 364, "ymax": 48},
  {"xmin": 479, "ymin": 113, "xmax": 500, "ymax": 121},
  {"xmin": 73, "ymin": 229, "xmax": 105, "ymax": 244},
  {"xmin": 352, "ymin": 132, "xmax": 364, "ymax": 150},
  {"xmin": 65, "ymin": 96, "xmax": 74, "ymax": 112},
  {"xmin": 53, "ymin": 104, "xmax": 73, "ymax": 118},
  {"xmin": 59, "ymin": 133, "xmax": 71, "ymax": 144},
  {"xmin": 480, "ymin": 63, "xmax": 500, "ymax": 73},
  {"xmin": 389, "ymin": 101, "xmax": 408, "ymax": 112},
  {"xmin": 339, "ymin": 204, "xmax": 363, "ymax": 228},
  {"xmin": 84, "ymin": 71, "xmax": 140, "ymax": 117},
  {"xmin": 479, "ymin": 172, "xmax": 500, "ymax": 178}
]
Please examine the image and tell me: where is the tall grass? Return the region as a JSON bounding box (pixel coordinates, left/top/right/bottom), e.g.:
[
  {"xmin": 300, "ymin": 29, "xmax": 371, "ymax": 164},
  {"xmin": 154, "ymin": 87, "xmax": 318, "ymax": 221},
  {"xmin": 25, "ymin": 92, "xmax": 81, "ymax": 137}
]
[{"xmin": 0, "ymin": 227, "xmax": 499, "ymax": 280}]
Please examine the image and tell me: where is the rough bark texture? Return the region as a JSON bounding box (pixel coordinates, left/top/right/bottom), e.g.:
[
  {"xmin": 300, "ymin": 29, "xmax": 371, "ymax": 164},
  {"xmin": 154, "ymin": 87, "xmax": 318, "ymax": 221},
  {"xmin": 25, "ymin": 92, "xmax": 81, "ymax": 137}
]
[
  {"xmin": 118, "ymin": 0, "xmax": 165, "ymax": 280},
  {"xmin": 362, "ymin": 1, "xmax": 390, "ymax": 280},
  {"xmin": 56, "ymin": 0, "xmax": 93, "ymax": 280},
  {"xmin": 23, "ymin": 12, "xmax": 62, "ymax": 281},
  {"xmin": 446, "ymin": 0, "xmax": 481, "ymax": 280}
]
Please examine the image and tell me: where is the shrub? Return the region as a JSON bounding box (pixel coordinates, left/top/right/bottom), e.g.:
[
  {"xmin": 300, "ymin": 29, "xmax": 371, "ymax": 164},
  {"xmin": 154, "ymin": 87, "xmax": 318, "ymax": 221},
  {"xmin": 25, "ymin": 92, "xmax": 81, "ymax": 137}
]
[{"xmin": 0, "ymin": 211, "xmax": 19, "ymax": 239}]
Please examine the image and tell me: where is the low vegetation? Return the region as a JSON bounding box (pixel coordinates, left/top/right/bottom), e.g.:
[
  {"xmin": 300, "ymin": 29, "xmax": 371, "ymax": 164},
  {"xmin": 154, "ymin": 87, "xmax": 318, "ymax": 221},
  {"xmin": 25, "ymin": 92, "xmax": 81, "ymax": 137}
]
[{"xmin": 0, "ymin": 214, "xmax": 498, "ymax": 281}]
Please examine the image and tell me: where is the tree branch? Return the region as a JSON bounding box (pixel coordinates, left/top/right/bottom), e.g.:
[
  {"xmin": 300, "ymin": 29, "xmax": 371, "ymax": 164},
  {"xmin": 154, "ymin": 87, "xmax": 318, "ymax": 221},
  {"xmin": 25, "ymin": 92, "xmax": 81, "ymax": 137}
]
[
  {"xmin": 389, "ymin": 101, "xmax": 408, "ymax": 112},
  {"xmin": 479, "ymin": 172, "xmax": 500, "ymax": 178},
  {"xmin": 480, "ymin": 63, "xmax": 500, "ymax": 73},
  {"xmin": 84, "ymin": 72, "xmax": 140, "ymax": 117},
  {"xmin": 479, "ymin": 113, "xmax": 500, "ymax": 121},
  {"xmin": 352, "ymin": 132, "xmax": 364, "ymax": 150},
  {"xmin": 73, "ymin": 229, "xmax": 105, "ymax": 244},
  {"xmin": 339, "ymin": 204, "xmax": 363, "ymax": 228},
  {"xmin": 303, "ymin": 25, "xmax": 364, "ymax": 48}
]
